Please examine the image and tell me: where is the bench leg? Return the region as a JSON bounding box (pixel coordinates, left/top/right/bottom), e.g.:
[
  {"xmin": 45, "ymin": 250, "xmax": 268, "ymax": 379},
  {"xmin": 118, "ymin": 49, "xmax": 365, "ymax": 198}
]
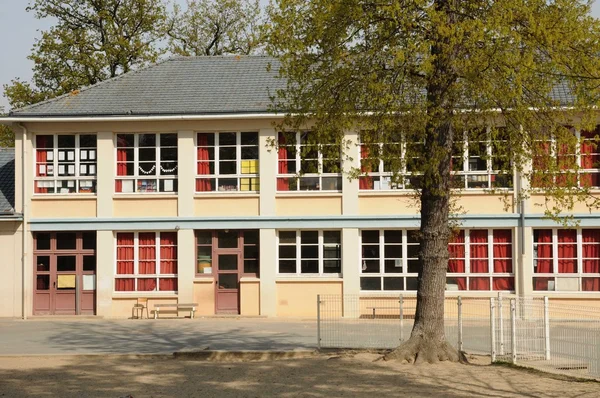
[
  {"xmin": 191, "ymin": 309, "xmax": 195, "ymax": 319},
  {"xmin": 154, "ymin": 309, "xmax": 158, "ymax": 320},
  {"xmin": 373, "ymin": 308, "xmax": 376, "ymax": 319}
]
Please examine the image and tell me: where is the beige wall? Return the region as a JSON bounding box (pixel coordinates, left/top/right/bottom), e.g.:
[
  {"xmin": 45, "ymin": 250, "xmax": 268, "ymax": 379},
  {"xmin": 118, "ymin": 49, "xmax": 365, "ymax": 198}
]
[
  {"xmin": 240, "ymin": 280, "xmax": 260, "ymax": 316},
  {"xmin": 31, "ymin": 198, "xmax": 97, "ymax": 218},
  {"xmin": 193, "ymin": 279, "xmax": 216, "ymax": 316},
  {"xmin": 359, "ymin": 195, "xmax": 419, "ymax": 215},
  {"xmin": 195, "ymin": 197, "xmax": 259, "ymax": 217},
  {"xmin": 529, "ymin": 194, "xmax": 597, "ymax": 215},
  {"xmin": 276, "ymin": 280, "xmax": 343, "ymax": 317},
  {"xmin": 276, "ymin": 197, "xmax": 342, "ymax": 216},
  {"xmin": 110, "ymin": 297, "xmax": 178, "ymax": 318},
  {"xmin": 0, "ymin": 222, "xmax": 23, "ymax": 317},
  {"xmin": 113, "ymin": 198, "xmax": 178, "ymax": 217}
]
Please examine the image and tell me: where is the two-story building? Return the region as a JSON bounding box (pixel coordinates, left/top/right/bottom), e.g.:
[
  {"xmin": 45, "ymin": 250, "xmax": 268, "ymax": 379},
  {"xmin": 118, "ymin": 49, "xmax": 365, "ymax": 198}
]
[{"xmin": 1, "ymin": 55, "xmax": 600, "ymax": 318}]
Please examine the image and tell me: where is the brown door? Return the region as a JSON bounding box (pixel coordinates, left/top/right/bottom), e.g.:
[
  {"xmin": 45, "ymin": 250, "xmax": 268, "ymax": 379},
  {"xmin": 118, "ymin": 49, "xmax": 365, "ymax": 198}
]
[
  {"xmin": 214, "ymin": 230, "xmax": 242, "ymax": 314},
  {"xmin": 34, "ymin": 232, "xmax": 96, "ymax": 315}
]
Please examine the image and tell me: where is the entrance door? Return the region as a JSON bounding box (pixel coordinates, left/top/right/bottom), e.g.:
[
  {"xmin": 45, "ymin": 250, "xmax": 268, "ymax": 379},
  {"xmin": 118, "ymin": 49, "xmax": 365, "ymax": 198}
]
[
  {"xmin": 216, "ymin": 253, "xmax": 240, "ymax": 313},
  {"xmin": 34, "ymin": 232, "xmax": 96, "ymax": 315}
]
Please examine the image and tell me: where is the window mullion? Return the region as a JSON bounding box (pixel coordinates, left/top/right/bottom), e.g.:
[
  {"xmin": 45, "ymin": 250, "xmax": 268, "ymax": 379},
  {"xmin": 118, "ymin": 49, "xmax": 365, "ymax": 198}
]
[
  {"xmin": 155, "ymin": 134, "xmax": 160, "ymax": 187},
  {"xmin": 215, "ymin": 133, "xmax": 220, "ymax": 181},
  {"xmin": 318, "ymin": 231, "xmax": 324, "ymax": 275},
  {"xmin": 488, "ymin": 229, "xmax": 493, "ymax": 276},
  {"xmin": 296, "ymin": 231, "xmax": 301, "ymax": 275},
  {"xmin": 134, "ymin": 232, "xmax": 139, "ymax": 291},
  {"xmin": 379, "ymin": 229, "xmax": 384, "ymax": 278},
  {"xmin": 577, "ymin": 228, "xmax": 583, "ymax": 290},
  {"xmin": 236, "ymin": 132, "xmax": 241, "ymax": 187},
  {"xmin": 156, "ymin": 232, "xmax": 161, "ymax": 290},
  {"xmin": 486, "ymin": 126, "xmax": 492, "ymax": 189},
  {"xmin": 402, "ymin": 230, "xmax": 407, "ymax": 275}
]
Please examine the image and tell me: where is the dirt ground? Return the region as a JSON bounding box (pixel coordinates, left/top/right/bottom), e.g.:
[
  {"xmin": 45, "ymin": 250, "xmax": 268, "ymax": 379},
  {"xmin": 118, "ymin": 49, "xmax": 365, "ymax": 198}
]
[{"xmin": 0, "ymin": 353, "xmax": 599, "ymax": 397}]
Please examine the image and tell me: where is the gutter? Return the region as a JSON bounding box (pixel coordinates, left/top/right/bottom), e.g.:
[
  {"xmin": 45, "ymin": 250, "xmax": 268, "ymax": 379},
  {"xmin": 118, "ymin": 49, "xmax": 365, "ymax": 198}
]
[
  {"xmin": 0, "ymin": 113, "xmax": 283, "ymax": 123},
  {"xmin": 16, "ymin": 123, "xmax": 27, "ymax": 320}
]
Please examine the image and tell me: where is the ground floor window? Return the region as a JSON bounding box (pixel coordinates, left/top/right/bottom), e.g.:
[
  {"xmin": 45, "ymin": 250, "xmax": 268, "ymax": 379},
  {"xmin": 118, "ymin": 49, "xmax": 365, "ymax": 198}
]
[
  {"xmin": 277, "ymin": 230, "xmax": 342, "ymax": 275},
  {"xmin": 115, "ymin": 232, "xmax": 178, "ymax": 292},
  {"xmin": 196, "ymin": 230, "xmax": 259, "ymax": 277},
  {"xmin": 360, "ymin": 229, "xmax": 514, "ymax": 292},
  {"xmin": 534, "ymin": 228, "xmax": 600, "ymax": 291}
]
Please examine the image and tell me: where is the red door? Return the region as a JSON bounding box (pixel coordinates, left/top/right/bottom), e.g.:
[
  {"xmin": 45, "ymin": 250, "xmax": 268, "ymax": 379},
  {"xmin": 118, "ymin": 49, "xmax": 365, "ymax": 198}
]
[{"xmin": 214, "ymin": 230, "xmax": 242, "ymax": 314}]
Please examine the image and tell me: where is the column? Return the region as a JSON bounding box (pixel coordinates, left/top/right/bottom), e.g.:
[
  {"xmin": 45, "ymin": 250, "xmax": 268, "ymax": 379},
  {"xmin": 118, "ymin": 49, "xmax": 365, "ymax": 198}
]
[
  {"xmin": 259, "ymin": 228, "xmax": 277, "ymax": 316},
  {"xmin": 96, "ymin": 131, "xmax": 114, "ymax": 218},
  {"xmin": 177, "ymin": 229, "xmax": 195, "ymax": 303},
  {"xmin": 342, "ymin": 129, "xmax": 360, "ymax": 215},
  {"xmin": 259, "ymin": 128, "xmax": 277, "ymax": 216},
  {"xmin": 517, "ymin": 143, "xmax": 533, "ymax": 297},
  {"xmin": 342, "ymin": 228, "xmax": 360, "ymax": 317},
  {"xmin": 96, "ymin": 230, "xmax": 114, "ymax": 317},
  {"xmin": 177, "ymin": 131, "xmax": 195, "ymax": 217}
]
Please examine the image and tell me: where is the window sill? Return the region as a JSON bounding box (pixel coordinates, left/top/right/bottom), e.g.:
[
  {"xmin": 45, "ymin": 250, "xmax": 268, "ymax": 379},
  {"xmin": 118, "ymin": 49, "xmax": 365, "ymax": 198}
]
[
  {"xmin": 113, "ymin": 194, "xmax": 178, "ymax": 199},
  {"xmin": 112, "ymin": 292, "xmax": 178, "ymax": 298},
  {"xmin": 276, "ymin": 192, "xmax": 343, "ymax": 198},
  {"xmin": 358, "ymin": 189, "xmax": 514, "ymax": 196},
  {"xmin": 32, "ymin": 195, "xmax": 97, "ymax": 200},
  {"xmin": 195, "ymin": 192, "xmax": 260, "ymax": 198}
]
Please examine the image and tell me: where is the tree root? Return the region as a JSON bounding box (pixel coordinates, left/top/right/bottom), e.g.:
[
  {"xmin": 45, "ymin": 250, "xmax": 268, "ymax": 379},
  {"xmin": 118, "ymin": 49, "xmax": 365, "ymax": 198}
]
[{"xmin": 383, "ymin": 336, "xmax": 467, "ymax": 364}]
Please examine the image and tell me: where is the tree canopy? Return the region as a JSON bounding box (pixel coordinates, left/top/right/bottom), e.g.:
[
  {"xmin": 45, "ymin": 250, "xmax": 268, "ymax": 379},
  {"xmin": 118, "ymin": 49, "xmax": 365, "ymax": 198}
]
[{"xmin": 266, "ymin": 0, "xmax": 600, "ymax": 362}]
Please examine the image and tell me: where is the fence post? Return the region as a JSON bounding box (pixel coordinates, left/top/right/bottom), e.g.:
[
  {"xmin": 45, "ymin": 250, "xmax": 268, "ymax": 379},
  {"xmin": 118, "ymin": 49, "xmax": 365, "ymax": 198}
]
[
  {"xmin": 490, "ymin": 297, "xmax": 496, "ymax": 362},
  {"xmin": 317, "ymin": 294, "xmax": 321, "ymax": 350},
  {"xmin": 543, "ymin": 296, "xmax": 551, "ymax": 361},
  {"xmin": 498, "ymin": 292, "xmax": 504, "ymax": 356},
  {"xmin": 399, "ymin": 295, "xmax": 404, "ymax": 342},
  {"xmin": 457, "ymin": 296, "xmax": 463, "ymax": 352},
  {"xmin": 510, "ymin": 298, "xmax": 517, "ymax": 364}
]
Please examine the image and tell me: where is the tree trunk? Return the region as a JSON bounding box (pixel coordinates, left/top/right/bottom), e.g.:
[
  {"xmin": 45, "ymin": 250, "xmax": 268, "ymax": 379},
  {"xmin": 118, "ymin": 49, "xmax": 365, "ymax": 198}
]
[{"xmin": 384, "ymin": 0, "xmax": 461, "ymax": 364}]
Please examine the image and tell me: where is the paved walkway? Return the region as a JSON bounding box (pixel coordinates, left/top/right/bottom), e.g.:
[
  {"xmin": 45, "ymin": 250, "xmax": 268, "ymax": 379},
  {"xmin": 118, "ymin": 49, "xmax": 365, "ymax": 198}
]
[{"xmin": 0, "ymin": 318, "xmax": 317, "ymax": 355}]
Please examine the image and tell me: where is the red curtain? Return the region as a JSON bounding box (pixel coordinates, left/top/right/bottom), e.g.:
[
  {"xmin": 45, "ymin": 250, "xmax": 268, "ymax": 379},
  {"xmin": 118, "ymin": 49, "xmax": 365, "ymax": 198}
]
[
  {"xmin": 580, "ymin": 130, "xmax": 599, "ymax": 187},
  {"xmin": 493, "ymin": 277, "xmax": 514, "ymax": 291},
  {"xmin": 558, "ymin": 230, "xmax": 577, "ymax": 273},
  {"xmin": 115, "ymin": 137, "xmax": 130, "ymax": 193},
  {"xmin": 277, "ymin": 133, "xmax": 290, "ymax": 191},
  {"xmin": 115, "ymin": 278, "xmax": 134, "ymax": 291},
  {"xmin": 137, "ymin": 279, "xmax": 157, "ymax": 291},
  {"xmin": 583, "ymin": 229, "xmax": 600, "ymax": 273},
  {"xmin": 493, "ymin": 229, "xmax": 513, "ymax": 273},
  {"xmin": 35, "ymin": 135, "xmax": 51, "ymax": 193},
  {"xmin": 359, "ymin": 145, "xmax": 374, "ymax": 190},
  {"xmin": 160, "ymin": 232, "xmax": 178, "ymax": 274},
  {"xmin": 532, "ymin": 141, "xmax": 551, "ymax": 188},
  {"xmin": 138, "ymin": 232, "xmax": 156, "ymax": 274},
  {"xmin": 116, "ymin": 233, "xmax": 134, "ymax": 274},
  {"xmin": 470, "ymin": 230, "xmax": 488, "ymax": 273},
  {"xmin": 159, "ymin": 278, "xmax": 178, "ymax": 291},
  {"xmin": 469, "ymin": 277, "xmax": 490, "ymax": 291},
  {"xmin": 535, "ymin": 230, "xmax": 553, "ymax": 273},
  {"xmin": 583, "ymin": 278, "xmax": 600, "ymax": 291},
  {"xmin": 196, "ymin": 133, "xmax": 213, "ymax": 192},
  {"xmin": 448, "ymin": 231, "xmax": 466, "ymax": 290}
]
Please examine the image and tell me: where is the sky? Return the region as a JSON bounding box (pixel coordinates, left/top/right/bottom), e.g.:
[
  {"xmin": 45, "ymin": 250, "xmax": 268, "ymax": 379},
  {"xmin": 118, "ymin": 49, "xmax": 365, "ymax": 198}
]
[{"xmin": 1, "ymin": 0, "xmax": 600, "ymax": 111}]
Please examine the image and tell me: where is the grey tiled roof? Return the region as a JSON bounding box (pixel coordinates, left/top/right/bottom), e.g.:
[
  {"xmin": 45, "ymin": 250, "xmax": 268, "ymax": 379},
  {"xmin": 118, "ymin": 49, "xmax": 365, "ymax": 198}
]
[
  {"xmin": 10, "ymin": 56, "xmax": 283, "ymax": 117},
  {"xmin": 0, "ymin": 148, "xmax": 15, "ymax": 214}
]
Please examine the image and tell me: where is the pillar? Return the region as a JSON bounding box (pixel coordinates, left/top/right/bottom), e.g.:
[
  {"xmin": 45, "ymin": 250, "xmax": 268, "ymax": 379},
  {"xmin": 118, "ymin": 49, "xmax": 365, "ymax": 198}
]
[
  {"xmin": 96, "ymin": 132, "xmax": 114, "ymax": 217},
  {"xmin": 259, "ymin": 228, "xmax": 277, "ymax": 316},
  {"xmin": 177, "ymin": 229, "xmax": 196, "ymax": 304},
  {"xmin": 96, "ymin": 230, "xmax": 114, "ymax": 317},
  {"xmin": 177, "ymin": 131, "xmax": 195, "ymax": 217}
]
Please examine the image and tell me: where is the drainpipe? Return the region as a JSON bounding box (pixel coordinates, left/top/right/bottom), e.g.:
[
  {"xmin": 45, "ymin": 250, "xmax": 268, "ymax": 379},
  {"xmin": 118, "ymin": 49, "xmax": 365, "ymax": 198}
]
[{"xmin": 17, "ymin": 123, "xmax": 27, "ymax": 320}]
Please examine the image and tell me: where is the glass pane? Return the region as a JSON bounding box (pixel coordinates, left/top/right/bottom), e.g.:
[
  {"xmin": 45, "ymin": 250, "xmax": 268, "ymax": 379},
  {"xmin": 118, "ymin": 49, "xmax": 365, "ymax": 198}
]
[
  {"xmin": 279, "ymin": 260, "xmax": 296, "ymax": 273},
  {"xmin": 218, "ymin": 254, "xmax": 238, "ymax": 271},
  {"xmin": 360, "ymin": 277, "xmax": 381, "ymax": 291},
  {"xmin": 244, "ymin": 230, "xmax": 259, "ymax": 245},
  {"xmin": 219, "ymin": 132, "xmax": 236, "ymax": 146},
  {"xmin": 36, "ymin": 275, "xmax": 50, "ymax": 290},
  {"xmin": 323, "ymin": 260, "xmax": 341, "ymax": 273},
  {"xmin": 362, "ymin": 230, "xmax": 379, "ymax": 244},
  {"xmin": 139, "ymin": 134, "xmax": 156, "ymax": 147},
  {"xmin": 218, "ymin": 230, "xmax": 238, "ymax": 248},
  {"xmin": 83, "ymin": 255, "xmax": 96, "ymax": 272},
  {"xmin": 279, "ymin": 231, "xmax": 296, "ymax": 244},
  {"xmin": 36, "ymin": 233, "xmax": 51, "ymax": 250},
  {"xmin": 243, "ymin": 245, "xmax": 258, "ymax": 260},
  {"xmin": 244, "ymin": 260, "xmax": 259, "ymax": 274},
  {"xmin": 407, "ymin": 245, "xmax": 420, "ymax": 258},
  {"xmin": 384, "ymin": 230, "xmax": 402, "ymax": 243},
  {"xmin": 407, "ymin": 231, "xmax": 420, "ymax": 243},
  {"xmin": 407, "ymin": 259, "xmax": 420, "ymax": 273},
  {"xmin": 533, "ymin": 277, "xmax": 555, "ymax": 291},
  {"xmin": 36, "ymin": 256, "xmax": 50, "ymax": 272},
  {"xmin": 80, "ymin": 135, "xmax": 96, "ymax": 148},
  {"xmin": 362, "ymin": 260, "xmax": 379, "ymax": 273},
  {"xmin": 384, "ymin": 259, "xmax": 403, "ymax": 273},
  {"xmin": 279, "ymin": 246, "xmax": 296, "ymax": 259},
  {"xmin": 82, "ymin": 232, "xmax": 96, "ymax": 250},
  {"xmin": 362, "ymin": 245, "xmax": 379, "ymax": 259},
  {"xmin": 58, "ymin": 135, "xmax": 75, "ymax": 147},
  {"xmin": 197, "ymin": 231, "xmax": 212, "ymax": 245},
  {"xmin": 160, "ymin": 133, "xmax": 177, "ymax": 147},
  {"xmin": 406, "ymin": 277, "xmax": 419, "ymax": 290},
  {"xmin": 301, "ymin": 260, "xmax": 319, "ymax": 273},
  {"xmin": 301, "ymin": 245, "xmax": 318, "ymax": 259},
  {"xmin": 56, "ymin": 232, "xmax": 77, "ymax": 250},
  {"xmin": 218, "ymin": 274, "xmax": 238, "ymax": 289},
  {"xmin": 57, "ymin": 256, "xmax": 76, "ymax": 272},
  {"xmin": 384, "ymin": 245, "xmax": 402, "ymax": 258},
  {"xmin": 117, "ymin": 134, "xmax": 134, "ymax": 148},
  {"xmin": 323, "ymin": 246, "xmax": 340, "ymax": 259},
  {"xmin": 324, "ymin": 231, "xmax": 341, "ymax": 244},
  {"xmin": 384, "ymin": 277, "xmax": 404, "ymax": 291},
  {"xmin": 301, "ymin": 231, "xmax": 318, "ymax": 244},
  {"xmin": 241, "ymin": 132, "xmax": 258, "ymax": 145}
]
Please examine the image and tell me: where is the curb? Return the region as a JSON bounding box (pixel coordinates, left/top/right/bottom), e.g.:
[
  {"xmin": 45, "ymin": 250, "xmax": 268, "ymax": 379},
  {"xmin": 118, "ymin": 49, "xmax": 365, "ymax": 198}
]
[{"xmin": 172, "ymin": 349, "xmax": 319, "ymax": 361}]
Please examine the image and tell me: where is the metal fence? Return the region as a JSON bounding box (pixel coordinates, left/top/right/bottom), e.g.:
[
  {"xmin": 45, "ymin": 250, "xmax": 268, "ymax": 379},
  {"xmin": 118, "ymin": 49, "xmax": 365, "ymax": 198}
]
[{"xmin": 317, "ymin": 294, "xmax": 600, "ymax": 380}]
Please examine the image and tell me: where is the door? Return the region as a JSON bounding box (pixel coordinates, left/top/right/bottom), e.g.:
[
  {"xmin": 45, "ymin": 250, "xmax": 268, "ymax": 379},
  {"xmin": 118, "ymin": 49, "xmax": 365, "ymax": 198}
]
[
  {"xmin": 33, "ymin": 232, "xmax": 96, "ymax": 315},
  {"xmin": 214, "ymin": 230, "xmax": 242, "ymax": 314}
]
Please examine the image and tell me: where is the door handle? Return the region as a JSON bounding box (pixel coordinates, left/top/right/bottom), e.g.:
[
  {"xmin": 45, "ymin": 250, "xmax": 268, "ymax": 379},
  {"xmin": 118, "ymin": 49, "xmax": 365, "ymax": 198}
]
[{"xmin": 53, "ymin": 281, "xmax": 56, "ymax": 288}]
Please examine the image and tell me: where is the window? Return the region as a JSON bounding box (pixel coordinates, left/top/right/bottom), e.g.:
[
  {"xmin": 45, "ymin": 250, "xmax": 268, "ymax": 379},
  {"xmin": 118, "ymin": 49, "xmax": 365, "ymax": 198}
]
[
  {"xmin": 533, "ymin": 228, "xmax": 600, "ymax": 291},
  {"xmin": 278, "ymin": 230, "xmax": 342, "ymax": 275},
  {"xmin": 359, "ymin": 128, "xmax": 513, "ymax": 191},
  {"xmin": 532, "ymin": 126, "xmax": 600, "ymax": 188},
  {"xmin": 195, "ymin": 230, "xmax": 259, "ymax": 276},
  {"xmin": 115, "ymin": 232, "xmax": 178, "ymax": 292},
  {"xmin": 116, "ymin": 133, "xmax": 178, "ymax": 193},
  {"xmin": 35, "ymin": 134, "xmax": 97, "ymax": 194},
  {"xmin": 360, "ymin": 229, "xmax": 514, "ymax": 292},
  {"xmin": 196, "ymin": 132, "xmax": 259, "ymax": 192},
  {"xmin": 277, "ymin": 132, "xmax": 342, "ymax": 191}
]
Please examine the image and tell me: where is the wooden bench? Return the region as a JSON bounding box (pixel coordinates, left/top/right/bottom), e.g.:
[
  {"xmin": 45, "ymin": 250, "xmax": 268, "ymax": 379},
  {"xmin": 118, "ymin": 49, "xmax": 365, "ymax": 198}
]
[
  {"xmin": 366, "ymin": 306, "xmax": 416, "ymax": 319},
  {"xmin": 153, "ymin": 303, "xmax": 198, "ymax": 319}
]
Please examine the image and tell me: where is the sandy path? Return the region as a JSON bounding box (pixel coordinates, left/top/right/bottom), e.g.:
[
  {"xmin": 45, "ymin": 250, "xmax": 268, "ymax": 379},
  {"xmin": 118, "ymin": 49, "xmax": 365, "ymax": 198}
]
[{"xmin": 0, "ymin": 353, "xmax": 599, "ymax": 397}]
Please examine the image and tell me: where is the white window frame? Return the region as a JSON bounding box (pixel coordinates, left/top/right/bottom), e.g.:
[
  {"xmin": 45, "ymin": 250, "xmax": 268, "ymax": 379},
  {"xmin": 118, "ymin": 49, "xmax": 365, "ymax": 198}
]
[
  {"xmin": 114, "ymin": 231, "xmax": 178, "ymax": 293},
  {"xmin": 533, "ymin": 228, "xmax": 600, "ymax": 292},
  {"xmin": 34, "ymin": 134, "xmax": 97, "ymax": 195},
  {"xmin": 114, "ymin": 133, "xmax": 178, "ymax": 194},
  {"xmin": 276, "ymin": 230, "xmax": 342, "ymax": 276},
  {"xmin": 277, "ymin": 132, "xmax": 342, "ymax": 192},
  {"xmin": 359, "ymin": 229, "xmax": 515, "ymax": 292},
  {"xmin": 195, "ymin": 131, "xmax": 260, "ymax": 193}
]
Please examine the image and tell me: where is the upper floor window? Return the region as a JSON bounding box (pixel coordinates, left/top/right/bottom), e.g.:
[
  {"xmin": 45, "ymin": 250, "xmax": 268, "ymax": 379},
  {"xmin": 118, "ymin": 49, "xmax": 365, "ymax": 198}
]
[
  {"xmin": 277, "ymin": 132, "xmax": 342, "ymax": 191},
  {"xmin": 35, "ymin": 134, "xmax": 97, "ymax": 194},
  {"xmin": 116, "ymin": 133, "xmax": 178, "ymax": 193},
  {"xmin": 359, "ymin": 128, "xmax": 513, "ymax": 191},
  {"xmin": 196, "ymin": 132, "xmax": 259, "ymax": 192},
  {"xmin": 532, "ymin": 127, "xmax": 600, "ymax": 188},
  {"xmin": 533, "ymin": 228, "xmax": 600, "ymax": 291}
]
